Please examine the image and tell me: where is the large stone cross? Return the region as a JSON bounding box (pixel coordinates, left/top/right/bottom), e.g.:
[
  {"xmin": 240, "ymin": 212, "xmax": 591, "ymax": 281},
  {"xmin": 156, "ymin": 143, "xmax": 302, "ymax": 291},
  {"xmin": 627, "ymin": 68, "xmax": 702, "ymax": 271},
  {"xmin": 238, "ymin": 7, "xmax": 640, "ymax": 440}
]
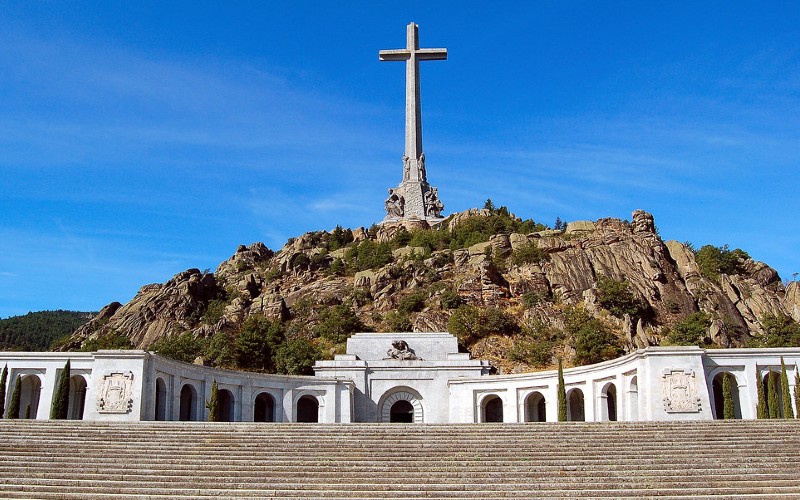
[{"xmin": 380, "ymin": 22, "xmax": 447, "ymax": 222}]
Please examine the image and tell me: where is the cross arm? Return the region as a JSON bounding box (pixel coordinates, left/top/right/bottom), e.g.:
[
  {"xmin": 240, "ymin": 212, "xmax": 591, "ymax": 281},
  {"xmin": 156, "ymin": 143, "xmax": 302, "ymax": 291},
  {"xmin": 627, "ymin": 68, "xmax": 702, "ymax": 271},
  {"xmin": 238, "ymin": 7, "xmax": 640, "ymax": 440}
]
[
  {"xmin": 416, "ymin": 48, "xmax": 447, "ymax": 61},
  {"xmin": 379, "ymin": 50, "xmax": 411, "ymax": 61}
]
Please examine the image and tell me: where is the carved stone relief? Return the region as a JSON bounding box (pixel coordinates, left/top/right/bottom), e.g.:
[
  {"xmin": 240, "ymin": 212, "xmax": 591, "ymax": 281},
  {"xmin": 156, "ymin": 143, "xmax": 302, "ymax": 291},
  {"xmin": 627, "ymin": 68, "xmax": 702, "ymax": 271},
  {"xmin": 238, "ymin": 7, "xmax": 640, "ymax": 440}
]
[
  {"xmin": 96, "ymin": 371, "xmax": 134, "ymax": 414},
  {"xmin": 661, "ymin": 369, "xmax": 701, "ymax": 413}
]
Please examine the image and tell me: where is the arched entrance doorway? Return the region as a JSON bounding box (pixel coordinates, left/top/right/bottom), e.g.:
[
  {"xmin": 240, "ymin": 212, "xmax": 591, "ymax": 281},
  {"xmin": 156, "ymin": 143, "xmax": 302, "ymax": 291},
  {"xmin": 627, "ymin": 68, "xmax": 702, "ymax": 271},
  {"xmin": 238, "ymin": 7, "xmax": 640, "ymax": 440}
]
[
  {"xmin": 601, "ymin": 383, "xmax": 617, "ymax": 421},
  {"xmin": 379, "ymin": 389, "xmax": 424, "ymax": 423},
  {"xmin": 154, "ymin": 378, "xmax": 167, "ymax": 421},
  {"xmin": 218, "ymin": 389, "xmax": 234, "ymax": 422},
  {"xmin": 389, "ymin": 400, "xmax": 414, "ymax": 422},
  {"xmin": 628, "ymin": 376, "xmax": 639, "ymax": 421},
  {"xmin": 712, "ymin": 372, "xmax": 741, "ymax": 419},
  {"xmin": 296, "ymin": 395, "xmax": 319, "ymax": 423},
  {"xmin": 19, "ymin": 375, "xmax": 41, "ymax": 419},
  {"xmin": 67, "ymin": 375, "xmax": 87, "ymax": 420},
  {"xmin": 482, "ymin": 395, "xmax": 503, "ymax": 423},
  {"xmin": 525, "ymin": 392, "xmax": 546, "ymax": 422},
  {"xmin": 567, "ymin": 388, "xmax": 585, "ymax": 421},
  {"xmin": 254, "ymin": 392, "xmax": 275, "ymax": 422},
  {"xmin": 179, "ymin": 384, "xmax": 198, "ymax": 421}
]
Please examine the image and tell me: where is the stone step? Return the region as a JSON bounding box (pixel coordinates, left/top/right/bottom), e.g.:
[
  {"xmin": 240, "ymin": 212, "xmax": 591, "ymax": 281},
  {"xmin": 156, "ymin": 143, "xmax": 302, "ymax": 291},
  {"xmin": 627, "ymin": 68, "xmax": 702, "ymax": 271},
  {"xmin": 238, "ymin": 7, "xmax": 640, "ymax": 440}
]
[
  {"xmin": 2, "ymin": 483, "xmax": 800, "ymax": 498},
  {"xmin": 1, "ymin": 420, "xmax": 798, "ymax": 499}
]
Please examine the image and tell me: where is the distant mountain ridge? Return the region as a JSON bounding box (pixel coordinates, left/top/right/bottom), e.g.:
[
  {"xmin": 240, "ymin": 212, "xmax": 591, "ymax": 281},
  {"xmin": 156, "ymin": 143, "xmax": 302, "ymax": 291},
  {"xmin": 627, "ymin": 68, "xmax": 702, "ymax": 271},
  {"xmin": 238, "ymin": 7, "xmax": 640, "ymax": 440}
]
[
  {"xmin": 0, "ymin": 310, "xmax": 94, "ymax": 351},
  {"xmin": 57, "ymin": 207, "xmax": 800, "ymax": 373}
]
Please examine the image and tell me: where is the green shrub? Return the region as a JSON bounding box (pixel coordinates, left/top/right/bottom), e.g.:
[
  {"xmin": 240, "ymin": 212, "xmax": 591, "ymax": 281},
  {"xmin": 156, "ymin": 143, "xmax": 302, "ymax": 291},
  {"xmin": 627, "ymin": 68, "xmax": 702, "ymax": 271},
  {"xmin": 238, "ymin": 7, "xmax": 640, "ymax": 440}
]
[
  {"xmin": 695, "ymin": 244, "xmax": 750, "ymax": 281},
  {"xmin": 202, "ymin": 299, "xmax": 227, "ymax": 325},
  {"xmin": 312, "ymin": 305, "xmax": 363, "ymax": 344},
  {"xmin": 510, "ymin": 241, "xmax": 546, "ymax": 266},
  {"xmin": 557, "ymin": 359, "xmax": 567, "ymax": 422},
  {"xmin": 80, "ymin": 330, "xmax": 133, "ymax": 351},
  {"xmin": 384, "ymin": 311, "xmax": 413, "ymax": 332},
  {"xmin": 0, "ymin": 365, "xmax": 7, "ymax": 419},
  {"xmin": 663, "ymin": 312, "xmax": 711, "ymax": 346},
  {"xmin": 509, "ymin": 338, "xmax": 553, "ymax": 367},
  {"xmin": 750, "ymin": 314, "xmax": 800, "ymax": 347},
  {"xmin": 149, "ymin": 332, "xmax": 205, "ymax": 363},
  {"xmin": 565, "ymin": 307, "xmax": 623, "ymax": 365},
  {"xmin": 206, "ymin": 380, "xmax": 220, "ymax": 422},
  {"xmin": 236, "ymin": 316, "xmax": 285, "ymax": 371},
  {"xmin": 205, "ymin": 332, "xmax": 236, "ymax": 368},
  {"xmin": 7, "ymin": 375, "xmax": 21, "ymax": 419},
  {"xmin": 344, "ymin": 240, "xmax": 393, "ymax": 272},
  {"xmin": 275, "ymin": 339, "xmax": 322, "ymax": 375},
  {"xmin": 50, "ymin": 360, "xmax": 70, "ymax": 420},
  {"xmin": 328, "ymin": 258, "xmax": 346, "ymax": 276},
  {"xmin": 439, "ymin": 288, "xmax": 463, "ymax": 309},
  {"xmin": 596, "ymin": 275, "xmax": 646, "ymax": 319},
  {"xmin": 398, "ymin": 291, "xmax": 427, "ymax": 314},
  {"xmin": 328, "ymin": 225, "xmax": 353, "ymax": 251},
  {"xmin": 447, "ymin": 305, "xmax": 519, "ymax": 345}
]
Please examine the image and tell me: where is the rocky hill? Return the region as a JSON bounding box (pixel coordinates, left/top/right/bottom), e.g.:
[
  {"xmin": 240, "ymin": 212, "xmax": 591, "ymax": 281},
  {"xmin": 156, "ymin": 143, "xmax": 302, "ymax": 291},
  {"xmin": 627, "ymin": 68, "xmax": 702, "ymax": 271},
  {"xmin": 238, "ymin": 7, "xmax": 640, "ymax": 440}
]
[{"xmin": 59, "ymin": 208, "xmax": 800, "ymax": 373}]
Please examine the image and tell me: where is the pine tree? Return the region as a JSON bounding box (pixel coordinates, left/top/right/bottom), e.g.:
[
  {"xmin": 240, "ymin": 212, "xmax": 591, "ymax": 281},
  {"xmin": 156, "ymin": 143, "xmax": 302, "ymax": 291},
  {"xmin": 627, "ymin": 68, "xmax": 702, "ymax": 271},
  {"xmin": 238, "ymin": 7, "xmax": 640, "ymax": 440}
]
[
  {"xmin": 794, "ymin": 366, "xmax": 800, "ymax": 419},
  {"xmin": 780, "ymin": 358, "xmax": 794, "ymax": 419},
  {"xmin": 50, "ymin": 360, "xmax": 71, "ymax": 420},
  {"xmin": 557, "ymin": 358, "xmax": 567, "ymax": 422},
  {"xmin": 0, "ymin": 364, "xmax": 7, "ymax": 419},
  {"xmin": 767, "ymin": 371, "xmax": 779, "ymax": 419},
  {"xmin": 7, "ymin": 375, "xmax": 21, "ymax": 419},
  {"xmin": 722, "ymin": 372, "xmax": 735, "ymax": 419},
  {"xmin": 206, "ymin": 379, "xmax": 220, "ymax": 422},
  {"xmin": 755, "ymin": 366, "xmax": 767, "ymax": 419}
]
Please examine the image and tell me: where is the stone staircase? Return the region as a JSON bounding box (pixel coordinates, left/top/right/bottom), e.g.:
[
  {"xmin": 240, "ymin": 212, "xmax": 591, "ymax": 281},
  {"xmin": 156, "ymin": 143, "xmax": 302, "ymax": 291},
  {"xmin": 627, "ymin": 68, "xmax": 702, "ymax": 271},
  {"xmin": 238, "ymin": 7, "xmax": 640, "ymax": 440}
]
[{"xmin": 0, "ymin": 420, "xmax": 799, "ymax": 499}]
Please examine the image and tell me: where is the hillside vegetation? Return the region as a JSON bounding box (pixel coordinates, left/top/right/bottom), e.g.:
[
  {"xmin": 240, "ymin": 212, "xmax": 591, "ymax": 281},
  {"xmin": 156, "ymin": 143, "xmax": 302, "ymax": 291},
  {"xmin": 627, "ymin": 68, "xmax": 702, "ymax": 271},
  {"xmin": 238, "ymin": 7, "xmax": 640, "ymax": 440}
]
[
  {"xmin": 1, "ymin": 310, "xmax": 94, "ymax": 351},
  {"xmin": 58, "ymin": 205, "xmax": 800, "ymax": 374}
]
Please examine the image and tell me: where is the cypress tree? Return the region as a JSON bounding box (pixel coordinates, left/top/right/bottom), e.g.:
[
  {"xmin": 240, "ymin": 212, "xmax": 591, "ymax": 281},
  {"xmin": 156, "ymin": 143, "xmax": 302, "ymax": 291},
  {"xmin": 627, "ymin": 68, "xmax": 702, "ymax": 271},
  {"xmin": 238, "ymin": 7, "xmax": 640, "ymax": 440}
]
[
  {"xmin": 24, "ymin": 404, "xmax": 31, "ymax": 419},
  {"xmin": 0, "ymin": 364, "xmax": 7, "ymax": 419},
  {"xmin": 780, "ymin": 358, "xmax": 794, "ymax": 419},
  {"xmin": 794, "ymin": 366, "xmax": 800, "ymax": 419},
  {"xmin": 206, "ymin": 379, "xmax": 220, "ymax": 422},
  {"xmin": 557, "ymin": 358, "xmax": 567, "ymax": 422},
  {"xmin": 722, "ymin": 372, "xmax": 735, "ymax": 419},
  {"xmin": 50, "ymin": 360, "xmax": 71, "ymax": 420},
  {"xmin": 755, "ymin": 367, "xmax": 767, "ymax": 419},
  {"xmin": 767, "ymin": 371, "xmax": 779, "ymax": 419},
  {"xmin": 7, "ymin": 375, "xmax": 21, "ymax": 419}
]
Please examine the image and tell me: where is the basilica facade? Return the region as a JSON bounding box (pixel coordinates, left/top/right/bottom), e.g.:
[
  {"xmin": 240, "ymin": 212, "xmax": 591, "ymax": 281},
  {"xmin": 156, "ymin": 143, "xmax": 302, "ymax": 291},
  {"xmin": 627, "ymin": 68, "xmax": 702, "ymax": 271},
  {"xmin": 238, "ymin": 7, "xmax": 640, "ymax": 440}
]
[{"xmin": 1, "ymin": 332, "xmax": 798, "ymax": 424}]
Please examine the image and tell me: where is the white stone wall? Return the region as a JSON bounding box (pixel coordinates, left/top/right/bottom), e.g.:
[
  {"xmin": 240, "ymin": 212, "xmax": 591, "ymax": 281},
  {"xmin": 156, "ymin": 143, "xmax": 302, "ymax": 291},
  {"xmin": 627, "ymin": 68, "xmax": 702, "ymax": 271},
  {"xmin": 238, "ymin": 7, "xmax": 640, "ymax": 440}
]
[{"xmin": 2, "ymin": 344, "xmax": 798, "ymax": 423}]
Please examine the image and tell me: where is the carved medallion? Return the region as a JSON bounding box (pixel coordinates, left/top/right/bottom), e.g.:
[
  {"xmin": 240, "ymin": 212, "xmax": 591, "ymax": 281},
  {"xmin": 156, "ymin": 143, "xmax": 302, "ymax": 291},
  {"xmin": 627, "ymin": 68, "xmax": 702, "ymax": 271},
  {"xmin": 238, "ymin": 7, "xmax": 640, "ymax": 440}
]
[
  {"xmin": 96, "ymin": 371, "xmax": 134, "ymax": 414},
  {"xmin": 661, "ymin": 369, "xmax": 701, "ymax": 413}
]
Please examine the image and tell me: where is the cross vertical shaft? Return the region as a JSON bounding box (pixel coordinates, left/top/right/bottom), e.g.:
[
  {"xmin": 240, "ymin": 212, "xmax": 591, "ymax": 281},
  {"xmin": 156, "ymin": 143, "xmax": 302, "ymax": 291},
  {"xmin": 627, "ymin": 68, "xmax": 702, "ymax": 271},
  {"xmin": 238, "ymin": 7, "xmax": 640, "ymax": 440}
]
[{"xmin": 380, "ymin": 22, "xmax": 447, "ymax": 183}]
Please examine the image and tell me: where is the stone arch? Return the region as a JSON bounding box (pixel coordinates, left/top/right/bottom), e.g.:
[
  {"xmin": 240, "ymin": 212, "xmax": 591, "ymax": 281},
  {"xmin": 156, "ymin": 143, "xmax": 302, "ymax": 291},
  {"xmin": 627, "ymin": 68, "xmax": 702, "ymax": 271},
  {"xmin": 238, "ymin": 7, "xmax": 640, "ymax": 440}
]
[
  {"xmin": 379, "ymin": 388, "xmax": 424, "ymax": 423},
  {"xmin": 600, "ymin": 382, "xmax": 617, "ymax": 421},
  {"xmin": 480, "ymin": 394, "xmax": 504, "ymax": 423},
  {"xmin": 628, "ymin": 376, "xmax": 639, "ymax": 421},
  {"xmin": 154, "ymin": 377, "xmax": 167, "ymax": 421},
  {"xmin": 566, "ymin": 388, "xmax": 585, "ymax": 421},
  {"xmin": 218, "ymin": 389, "xmax": 234, "ymax": 422},
  {"xmin": 179, "ymin": 383, "xmax": 198, "ymax": 421},
  {"xmin": 19, "ymin": 374, "xmax": 42, "ymax": 419},
  {"xmin": 296, "ymin": 395, "xmax": 319, "ymax": 423},
  {"xmin": 524, "ymin": 391, "xmax": 547, "ymax": 422},
  {"xmin": 67, "ymin": 375, "xmax": 88, "ymax": 420},
  {"xmin": 254, "ymin": 392, "xmax": 276, "ymax": 422},
  {"xmin": 711, "ymin": 371, "xmax": 741, "ymax": 419}
]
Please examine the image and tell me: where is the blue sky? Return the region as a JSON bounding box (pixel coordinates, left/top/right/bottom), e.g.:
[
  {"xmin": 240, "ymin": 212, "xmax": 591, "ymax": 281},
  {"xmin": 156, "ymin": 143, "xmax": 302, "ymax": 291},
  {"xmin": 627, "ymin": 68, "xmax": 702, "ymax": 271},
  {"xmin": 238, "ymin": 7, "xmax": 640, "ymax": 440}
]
[{"xmin": 1, "ymin": 2, "xmax": 799, "ymax": 318}]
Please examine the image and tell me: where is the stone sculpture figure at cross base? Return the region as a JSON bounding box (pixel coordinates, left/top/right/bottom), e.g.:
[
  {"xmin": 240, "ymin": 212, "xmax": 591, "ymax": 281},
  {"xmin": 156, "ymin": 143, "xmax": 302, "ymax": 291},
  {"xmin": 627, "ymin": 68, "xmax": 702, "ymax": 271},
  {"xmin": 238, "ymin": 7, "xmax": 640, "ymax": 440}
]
[{"xmin": 380, "ymin": 22, "xmax": 446, "ymax": 223}]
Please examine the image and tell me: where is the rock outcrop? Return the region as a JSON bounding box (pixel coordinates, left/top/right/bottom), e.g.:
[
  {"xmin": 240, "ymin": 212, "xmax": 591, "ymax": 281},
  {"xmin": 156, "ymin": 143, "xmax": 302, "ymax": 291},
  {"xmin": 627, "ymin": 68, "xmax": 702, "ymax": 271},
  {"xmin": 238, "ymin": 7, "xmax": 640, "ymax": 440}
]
[{"xmin": 63, "ymin": 209, "xmax": 797, "ymax": 373}]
